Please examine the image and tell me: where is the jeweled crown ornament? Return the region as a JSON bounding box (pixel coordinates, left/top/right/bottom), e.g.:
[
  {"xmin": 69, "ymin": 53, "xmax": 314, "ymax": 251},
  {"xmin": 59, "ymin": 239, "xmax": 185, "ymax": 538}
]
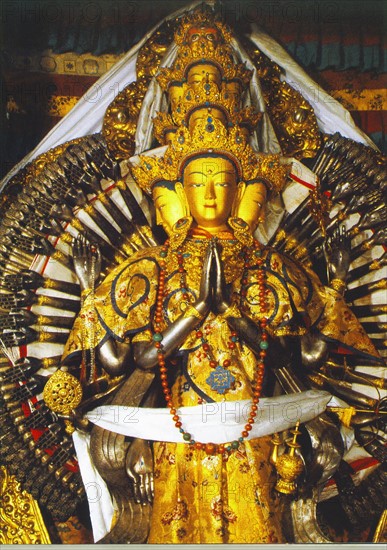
[
  {"xmin": 153, "ymin": 79, "xmax": 262, "ymax": 145},
  {"xmin": 129, "ymin": 4, "xmax": 289, "ymax": 195},
  {"xmin": 131, "ymin": 117, "xmax": 288, "ymax": 195}
]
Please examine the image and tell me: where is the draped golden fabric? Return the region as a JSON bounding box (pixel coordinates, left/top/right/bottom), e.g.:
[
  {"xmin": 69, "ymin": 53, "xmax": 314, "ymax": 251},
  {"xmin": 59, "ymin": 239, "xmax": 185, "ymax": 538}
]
[
  {"xmin": 149, "ymin": 438, "xmax": 283, "ymax": 543},
  {"xmin": 61, "ymin": 236, "xmax": 380, "ymax": 543}
]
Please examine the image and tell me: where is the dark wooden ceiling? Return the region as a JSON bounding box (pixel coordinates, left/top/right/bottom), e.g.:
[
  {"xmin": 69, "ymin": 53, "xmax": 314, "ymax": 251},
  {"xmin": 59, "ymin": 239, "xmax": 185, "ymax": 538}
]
[{"xmin": 1, "ymin": 0, "xmax": 385, "ymax": 71}]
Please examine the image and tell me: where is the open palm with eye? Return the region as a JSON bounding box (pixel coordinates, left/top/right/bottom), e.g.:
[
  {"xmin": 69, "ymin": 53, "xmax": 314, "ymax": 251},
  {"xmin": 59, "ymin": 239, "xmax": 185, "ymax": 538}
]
[
  {"xmin": 126, "ymin": 438, "xmax": 154, "ymax": 505},
  {"xmin": 324, "ymin": 226, "xmax": 351, "ymax": 282},
  {"xmin": 72, "ymin": 235, "xmax": 101, "ymax": 291}
]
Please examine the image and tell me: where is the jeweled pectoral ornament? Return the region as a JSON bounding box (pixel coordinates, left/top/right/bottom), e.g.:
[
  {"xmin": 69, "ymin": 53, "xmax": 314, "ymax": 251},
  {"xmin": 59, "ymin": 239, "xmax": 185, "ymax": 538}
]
[
  {"xmin": 43, "ymin": 370, "xmax": 83, "ymax": 434},
  {"xmin": 274, "ymin": 421, "xmax": 304, "ymax": 495},
  {"xmin": 227, "ymin": 217, "xmax": 254, "ymax": 247},
  {"xmin": 170, "ymin": 216, "xmax": 193, "ymax": 250}
]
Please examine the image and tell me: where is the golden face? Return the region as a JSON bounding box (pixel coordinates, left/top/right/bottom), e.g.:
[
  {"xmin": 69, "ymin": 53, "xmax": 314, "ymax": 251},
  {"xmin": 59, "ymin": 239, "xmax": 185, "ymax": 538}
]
[
  {"xmin": 183, "ymin": 156, "xmax": 237, "ymax": 234},
  {"xmin": 188, "ymin": 107, "xmax": 227, "ymax": 133},
  {"xmin": 223, "ymin": 80, "xmax": 241, "ymax": 103},
  {"xmin": 168, "ymin": 84, "xmax": 184, "ymax": 111},
  {"xmin": 186, "ymin": 26, "xmax": 220, "ymax": 54},
  {"xmin": 234, "ymin": 181, "xmax": 267, "ymax": 231},
  {"xmin": 186, "ymin": 63, "xmax": 222, "ymax": 89},
  {"xmin": 153, "ymin": 185, "xmax": 185, "ymax": 235}
]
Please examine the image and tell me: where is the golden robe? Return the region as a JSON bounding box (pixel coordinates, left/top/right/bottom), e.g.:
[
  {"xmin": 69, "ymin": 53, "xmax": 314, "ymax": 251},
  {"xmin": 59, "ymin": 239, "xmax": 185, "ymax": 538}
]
[{"xmin": 62, "ymin": 236, "xmax": 380, "ymax": 543}]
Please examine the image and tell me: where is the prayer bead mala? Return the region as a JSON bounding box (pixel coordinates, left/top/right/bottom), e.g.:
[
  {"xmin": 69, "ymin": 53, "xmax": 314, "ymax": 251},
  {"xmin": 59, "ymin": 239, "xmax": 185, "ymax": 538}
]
[{"xmin": 152, "ymin": 239, "xmax": 269, "ymax": 457}]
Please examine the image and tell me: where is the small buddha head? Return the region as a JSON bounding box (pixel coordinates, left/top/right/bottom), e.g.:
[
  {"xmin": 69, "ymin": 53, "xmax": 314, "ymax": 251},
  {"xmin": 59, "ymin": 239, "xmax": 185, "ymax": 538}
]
[
  {"xmin": 232, "ymin": 180, "xmax": 268, "ymax": 232},
  {"xmin": 186, "ymin": 61, "xmax": 222, "ymax": 90},
  {"xmin": 168, "ymin": 83, "xmax": 185, "ymax": 112},
  {"xmin": 223, "ymin": 79, "xmax": 242, "ymax": 104},
  {"xmin": 153, "ymin": 180, "xmax": 186, "ymax": 235},
  {"xmin": 187, "ymin": 106, "xmax": 228, "ymax": 134},
  {"xmin": 185, "ymin": 25, "xmax": 221, "ymax": 55}
]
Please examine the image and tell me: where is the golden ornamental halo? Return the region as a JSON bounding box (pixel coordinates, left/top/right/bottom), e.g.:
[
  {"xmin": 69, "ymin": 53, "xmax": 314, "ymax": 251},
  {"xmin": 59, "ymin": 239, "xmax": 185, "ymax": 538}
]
[{"xmin": 130, "ymin": 117, "xmax": 289, "ymax": 195}]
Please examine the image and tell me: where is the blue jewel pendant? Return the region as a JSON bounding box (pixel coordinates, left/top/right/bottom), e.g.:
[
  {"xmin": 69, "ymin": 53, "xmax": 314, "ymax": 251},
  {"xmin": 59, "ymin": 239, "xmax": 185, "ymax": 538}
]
[{"xmin": 206, "ymin": 366, "xmax": 235, "ymax": 395}]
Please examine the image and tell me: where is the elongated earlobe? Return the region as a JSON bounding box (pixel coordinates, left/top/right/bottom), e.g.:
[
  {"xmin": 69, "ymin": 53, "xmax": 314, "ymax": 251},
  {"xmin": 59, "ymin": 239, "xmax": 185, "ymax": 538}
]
[
  {"xmin": 231, "ymin": 182, "xmax": 246, "ymax": 217},
  {"xmin": 175, "ymin": 182, "xmax": 190, "ymax": 217},
  {"xmin": 155, "ymin": 206, "xmax": 163, "ymax": 228}
]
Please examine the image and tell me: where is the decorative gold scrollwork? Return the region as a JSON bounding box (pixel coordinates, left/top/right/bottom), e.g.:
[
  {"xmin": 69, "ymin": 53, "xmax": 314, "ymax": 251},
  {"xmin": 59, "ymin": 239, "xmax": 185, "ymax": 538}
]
[
  {"xmin": 242, "ymin": 38, "xmax": 321, "ymax": 159},
  {"xmin": 102, "ymin": 76, "xmax": 150, "ymax": 161},
  {"xmin": 136, "ymin": 21, "xmax": 177, "ymax": 79},
  {"xmin": 102, "ymin": 21, "xmax": 176, "ymax": 161},
  {"xmin": 0, "ymin": 465, "xmax": 51, "ymax": 544}
]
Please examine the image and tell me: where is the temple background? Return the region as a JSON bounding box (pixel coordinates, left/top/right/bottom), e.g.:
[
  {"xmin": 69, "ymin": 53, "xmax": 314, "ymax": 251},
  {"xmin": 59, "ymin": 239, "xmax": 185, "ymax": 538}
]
[{"xmin": 1, "ymin": 0, "xmax": 386, "ymax": 179}]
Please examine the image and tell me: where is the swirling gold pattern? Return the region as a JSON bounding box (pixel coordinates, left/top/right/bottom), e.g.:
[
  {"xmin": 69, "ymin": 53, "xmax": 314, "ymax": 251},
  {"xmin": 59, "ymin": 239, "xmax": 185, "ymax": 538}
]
[
  {"xmin": 102, "ymin": 76, "xmax": 150, "ymax": 160},
  {"xmin": 242, "ymin": 38, "xmax": 321, "ymax": 159},
  {"xmin": 136, "ymin": 22, "xmax": 177, "ymax": 79},
  {"xmin": 43, "ymin": 370, "xmax": 83, "ymax": 414},
  {"xmin": 102, "ymin": 20, "xmax": 176, "ymax": 161},
  {"xmin": 0, "ymin": 465, "xmax": 51, "ymax": 544}
]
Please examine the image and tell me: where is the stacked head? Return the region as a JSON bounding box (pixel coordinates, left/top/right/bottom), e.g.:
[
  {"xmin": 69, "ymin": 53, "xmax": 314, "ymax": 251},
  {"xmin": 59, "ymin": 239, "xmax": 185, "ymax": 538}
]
[{"xmin": 130, "ymin": 6, "xmax": 289, "ymax": 238}]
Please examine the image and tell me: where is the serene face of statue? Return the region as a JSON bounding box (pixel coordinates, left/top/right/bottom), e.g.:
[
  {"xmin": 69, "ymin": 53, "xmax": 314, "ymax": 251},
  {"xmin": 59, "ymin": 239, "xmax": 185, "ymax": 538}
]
[
  {"xmin": 188, "ymin": 107, "xmax": 227, "ymax": 133},
  {"xmin": 234, "ymin": 181, "xmax": 267, "ymax": 231},
  {"xmin": 153, "ymin": 184, "xmax": 185, "ymax": 235},
  {"xmin": 183, "ymin": 156, "xmax": 238, "ymax": 234},
  {"xmin": 223, "ymin": 80, "xmax": 242, "ymax": 103},
  {"xmin": 168, "ymin": 84, "xmax": 184, "ymax": 111},
  {"xmin": 186, "ymin": 63, "xmax": 222, "ymax": 89},
  {"xmin": 186, "ymin": 26, "xmax": 220, "ymax": 52}
]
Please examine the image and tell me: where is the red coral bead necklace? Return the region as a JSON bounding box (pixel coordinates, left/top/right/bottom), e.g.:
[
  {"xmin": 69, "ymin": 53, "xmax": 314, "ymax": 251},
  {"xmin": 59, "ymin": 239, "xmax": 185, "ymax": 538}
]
[{"xmin": 152, "ymin": 238, "xmax": 269, "ymax": 457}]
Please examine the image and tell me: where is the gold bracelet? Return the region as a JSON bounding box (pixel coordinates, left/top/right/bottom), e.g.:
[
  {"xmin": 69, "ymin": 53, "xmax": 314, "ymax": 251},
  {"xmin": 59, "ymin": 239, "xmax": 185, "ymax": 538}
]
[
  {"xmin": 331, "ymin": 279, "xmax": 346, "ymax": 294},
  {"xmin": 182, "ymin": 304, "xmax": 203, "ymax": 320},
  {"xmin": 221, "ymin": 303, "xmax": 242, "ymax": 319}
]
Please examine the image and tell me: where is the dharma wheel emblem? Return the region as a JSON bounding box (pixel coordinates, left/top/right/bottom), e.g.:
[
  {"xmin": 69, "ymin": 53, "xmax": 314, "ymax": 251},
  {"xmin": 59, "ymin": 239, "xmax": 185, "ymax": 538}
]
[{"xmin": 43, "ymin": 370, "xmax": 83, "ymax": 427}]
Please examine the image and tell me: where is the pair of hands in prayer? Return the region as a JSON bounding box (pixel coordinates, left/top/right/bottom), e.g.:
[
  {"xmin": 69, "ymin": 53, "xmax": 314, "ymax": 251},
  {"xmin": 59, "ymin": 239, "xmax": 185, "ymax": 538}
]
[
  {"xmin": 198, "ymin": 239, "xmax": 230, "ymax": 316},
  {"xmin": 73, "ymin": 227, "xmax": 351, "ymax": 301}
]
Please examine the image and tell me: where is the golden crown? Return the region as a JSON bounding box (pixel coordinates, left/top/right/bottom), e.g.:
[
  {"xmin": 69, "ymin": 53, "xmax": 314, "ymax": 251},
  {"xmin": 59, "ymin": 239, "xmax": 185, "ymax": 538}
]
[
  {"xmin": 131, "ymin": 117, "xmax": 288, "ymax": 195},
  {"xmin": 152, "ymin": 102, "xmax": 262, "ymax": 145},
  {"xmin": 130, "ymin": 6, "xmax": 287, "ymax": 197}
]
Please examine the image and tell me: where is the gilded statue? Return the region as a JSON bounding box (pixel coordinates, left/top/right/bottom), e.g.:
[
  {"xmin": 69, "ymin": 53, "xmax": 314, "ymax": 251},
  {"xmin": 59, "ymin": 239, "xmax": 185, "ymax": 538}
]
[{"xmin": 0, "ymin": 2, "xmax": 385, "ymax": 545}]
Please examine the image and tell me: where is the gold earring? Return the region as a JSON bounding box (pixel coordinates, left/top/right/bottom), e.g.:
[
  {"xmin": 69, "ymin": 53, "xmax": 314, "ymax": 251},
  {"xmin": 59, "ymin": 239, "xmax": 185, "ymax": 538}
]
[
  {"xmin": 170, "ymin": 216, "xmax": 193, "ymax": 249},
  {"xmin": 228, "ymin": 217, "xmax": 253, "ymax": 247}
]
